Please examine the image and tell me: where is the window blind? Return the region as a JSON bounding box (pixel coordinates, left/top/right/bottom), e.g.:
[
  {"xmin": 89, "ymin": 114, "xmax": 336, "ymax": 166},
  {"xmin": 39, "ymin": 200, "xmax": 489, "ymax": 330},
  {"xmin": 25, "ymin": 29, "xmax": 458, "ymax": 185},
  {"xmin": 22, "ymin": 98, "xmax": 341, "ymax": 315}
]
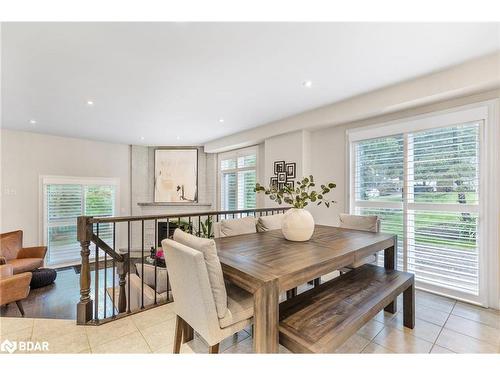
[
  {"xmin": 407, "ymin": 123, "xmax": 480, "ymax": 295},
  {"xmin": 352, "ymin": 121, "xmax": 482, "ymax": 301},
  {"xmin": 219, "ymin": 147, "xmax": 257, "ymax": 211},
  {"xmin": 45, "ymin": 182, "xmax": 116, "ymax": 266}
]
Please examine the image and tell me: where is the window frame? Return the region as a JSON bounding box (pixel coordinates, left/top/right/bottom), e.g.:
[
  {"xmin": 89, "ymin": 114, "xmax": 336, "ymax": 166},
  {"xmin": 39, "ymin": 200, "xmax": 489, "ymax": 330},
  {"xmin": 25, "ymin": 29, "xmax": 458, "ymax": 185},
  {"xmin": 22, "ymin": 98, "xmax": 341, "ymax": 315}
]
[
  {"xmin": 40, "ymin": 175, "xmax": 120, "ymax": 268},
  {"xmin": 347, "ymin": 101, "xmax": 499, "ymax": 308},
  {"xmin": 217, "ymin": 145, "xmax": 259, "ymax": 211}
]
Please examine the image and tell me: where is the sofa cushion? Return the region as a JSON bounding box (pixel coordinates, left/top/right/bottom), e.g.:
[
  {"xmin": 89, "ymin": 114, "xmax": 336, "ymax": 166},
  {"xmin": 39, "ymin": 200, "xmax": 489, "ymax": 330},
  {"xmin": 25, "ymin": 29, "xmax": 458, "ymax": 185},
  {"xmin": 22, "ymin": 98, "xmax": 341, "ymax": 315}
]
[
  {"xmin": 220, "ymin": 216, "xmax": 257, "ymax": 237},
  {"xmin": 0, "ymin": 264, "xmax": 13, "ymax": 279},
  {"xmin": 219, "ymin": 282, "xmax": 254, "ymax": 328},
  {"xmin": 8, "ymin": 258, "xmax": 43, "ymax": 274},
  {"xmin": 257, "ymin": 213, "xmax": 284, "ymax": 232},
  {"xmin": 0, "ymin": 231, "xmax": 22, "ymax": 260},
  {"xmin": 127, "ymin": 274, "xmax": 168, "ymax": 311},
  {"xmin": 339, "ymin": 214, "xmax": 379, "ymax": 233},
  {"xmin": 172, "ymin": 229, "xmax": 228, "ymax": 319},
  {"xmin": 136, "ymin": 264, "xmax": 169, "ymax": 293}
]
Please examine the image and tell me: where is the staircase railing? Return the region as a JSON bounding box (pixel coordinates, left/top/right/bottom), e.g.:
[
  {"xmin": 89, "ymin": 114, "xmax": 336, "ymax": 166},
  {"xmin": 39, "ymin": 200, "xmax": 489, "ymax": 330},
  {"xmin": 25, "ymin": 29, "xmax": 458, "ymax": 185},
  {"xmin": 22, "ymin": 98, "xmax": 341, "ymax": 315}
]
[{"xmin": 76, "ymin": 207, "xmax": 289, "ymax": 325}]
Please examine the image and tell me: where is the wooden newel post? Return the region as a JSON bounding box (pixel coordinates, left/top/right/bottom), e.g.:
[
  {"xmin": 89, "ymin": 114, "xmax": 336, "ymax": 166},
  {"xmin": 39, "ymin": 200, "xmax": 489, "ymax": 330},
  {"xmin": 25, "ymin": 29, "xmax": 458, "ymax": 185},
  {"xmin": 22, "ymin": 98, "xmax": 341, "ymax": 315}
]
[
  {"xmin": 116, "ymin": 255, "xmax": 129, "ymax": 313},
  {"xmin": 77, "ymin": 216, "xmax": 94, "ymax": 324}
]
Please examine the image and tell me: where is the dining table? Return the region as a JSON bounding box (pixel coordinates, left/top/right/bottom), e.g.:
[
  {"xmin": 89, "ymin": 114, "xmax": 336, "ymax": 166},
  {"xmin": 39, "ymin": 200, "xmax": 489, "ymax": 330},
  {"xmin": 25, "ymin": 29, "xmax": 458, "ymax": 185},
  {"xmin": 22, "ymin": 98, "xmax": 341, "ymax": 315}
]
[{"xmin": 214, "ymin": 224, "xmax": 398, "ymax": 353}]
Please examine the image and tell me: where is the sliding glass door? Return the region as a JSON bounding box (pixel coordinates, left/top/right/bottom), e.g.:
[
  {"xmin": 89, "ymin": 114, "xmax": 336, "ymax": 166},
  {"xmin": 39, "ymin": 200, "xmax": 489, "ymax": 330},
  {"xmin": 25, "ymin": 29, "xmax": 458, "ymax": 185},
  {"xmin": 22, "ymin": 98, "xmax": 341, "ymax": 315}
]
[{"xmin": 350, "ymin": 109, "xmax": 484, "ymax": 304}]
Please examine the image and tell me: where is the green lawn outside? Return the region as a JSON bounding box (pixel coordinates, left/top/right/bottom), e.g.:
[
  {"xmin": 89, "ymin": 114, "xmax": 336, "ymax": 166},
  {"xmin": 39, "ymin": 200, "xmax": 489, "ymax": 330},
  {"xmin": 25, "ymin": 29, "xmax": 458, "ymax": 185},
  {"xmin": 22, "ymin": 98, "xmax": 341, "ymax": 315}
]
[{"xmin": 359, "ymin": 191, "xmax": 477, "ymax": 252}]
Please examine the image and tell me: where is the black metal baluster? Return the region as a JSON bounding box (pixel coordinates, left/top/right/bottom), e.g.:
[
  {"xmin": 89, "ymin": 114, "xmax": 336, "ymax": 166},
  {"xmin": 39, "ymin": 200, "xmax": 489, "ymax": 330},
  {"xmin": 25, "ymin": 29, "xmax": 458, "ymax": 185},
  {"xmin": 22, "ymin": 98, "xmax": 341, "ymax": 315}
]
[
  {"xmin": 141, "ymin": 219, "xmax": 144, "ymax": 309},
  {"xmin": 94, "ymin": 223, "xmax": 99, "ymax": 322},
  {"xmin": 103, "ymin": 224, "xmax": 107, "ymax": 319},
  {"xmin": 188, "ymin": 216, "xmax": 192, "ymax": 234},
  {"xmin": 127, "ymin": 221, "xmax": 131, "ymax": 314},
  {"xmin": 198, "ymin": 216, "xmax": 201, "ymax": 237},
  {"xmin": 112, "ymin": 222, "xmax": 116, "ymax": 318},
  {"xmin": 154, "ymin": 219, "xmax": 158, "ymax": 305}
]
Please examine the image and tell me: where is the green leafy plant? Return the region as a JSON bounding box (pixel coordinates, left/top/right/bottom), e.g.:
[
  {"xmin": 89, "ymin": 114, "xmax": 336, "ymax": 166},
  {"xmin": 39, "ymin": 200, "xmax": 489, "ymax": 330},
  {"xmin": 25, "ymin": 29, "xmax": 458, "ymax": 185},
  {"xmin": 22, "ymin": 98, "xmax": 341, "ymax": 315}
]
[
  {"xmin": 177, "ymin": 219, "xmax": 193, "ymax": 233},
  {"xmin": 255, "ymin": 175, "xmax": 336, "ymax": 209},
  {"xmin": 196, "ymin": 216, "xmax": 214, "ymax": 239}
]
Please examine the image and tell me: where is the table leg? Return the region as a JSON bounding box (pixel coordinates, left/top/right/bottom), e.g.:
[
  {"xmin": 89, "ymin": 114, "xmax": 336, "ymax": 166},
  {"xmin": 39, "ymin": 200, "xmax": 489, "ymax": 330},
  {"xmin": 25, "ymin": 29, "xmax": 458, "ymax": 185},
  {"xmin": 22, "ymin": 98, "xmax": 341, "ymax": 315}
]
[
  {"xmin": 403, "ymin": 282, "xmax": 415, "ymax": 329},
  {"xmin": 182, "ymin": 321, "xmax": 194, "ymax": 343},
  {"xmin": 384, "ymin": 244, "xmax": 398, "ymax": 314},
  {"xmin": 253, "ymin": 279, "xmax": 279, "ymax": 353}
]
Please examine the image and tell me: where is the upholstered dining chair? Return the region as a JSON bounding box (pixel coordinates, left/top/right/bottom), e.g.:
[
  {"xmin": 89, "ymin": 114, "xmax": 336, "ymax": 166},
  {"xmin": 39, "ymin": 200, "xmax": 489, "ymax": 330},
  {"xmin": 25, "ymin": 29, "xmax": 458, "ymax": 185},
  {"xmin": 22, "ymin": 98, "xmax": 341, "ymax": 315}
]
[
  {"xmin": 213, "ymin": 216, "xmax": 257, "ymax": 238},
  {"xmin": 256, "ymin": 213, "xmax": 284, "ymax": 232},
  {"xmin": 0, "ymin": 230, "xmax": 47, "ymax": 274},
  {"xmin": 339, "ymin": 213, "xmax": 380, "ymax": 268},
  {"xmin": 0, "ymin": 263, "xmax": 32, "ymax": 316},
  {"xmin": 163, "ymin": 229, "xmax": 253, "ymax": 354}
]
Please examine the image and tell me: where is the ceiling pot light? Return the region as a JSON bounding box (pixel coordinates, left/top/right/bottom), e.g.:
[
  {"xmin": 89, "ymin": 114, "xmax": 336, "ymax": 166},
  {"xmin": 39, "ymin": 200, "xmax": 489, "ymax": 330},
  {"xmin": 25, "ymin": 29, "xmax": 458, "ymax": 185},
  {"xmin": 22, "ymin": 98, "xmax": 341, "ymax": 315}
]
[
  {"xmin": 140, "ymin": 136, "xmax": 145, "ymax": 141},
  {"xmin": 219, "ymin": 118, "xmax": 225, "ymax": 123},
  {"xmin": 86, "ymin": 100, "xmax": 94, "ymax": 106},
  {"xmin": 302, "ymin": 80, "xmax": 313, "ymax": 88},
  {"xmin": 29, "ymin": 119, "xmax": 37, "ymax": 125},
  {"xmin": 176, "ymin": 136, "xmax": 180, "ymax": 140}
]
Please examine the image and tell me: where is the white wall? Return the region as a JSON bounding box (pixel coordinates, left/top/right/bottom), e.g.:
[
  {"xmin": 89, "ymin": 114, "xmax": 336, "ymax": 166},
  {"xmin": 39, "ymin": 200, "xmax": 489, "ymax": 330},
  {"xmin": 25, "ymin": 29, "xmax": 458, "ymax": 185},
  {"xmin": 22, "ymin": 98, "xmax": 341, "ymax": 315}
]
[{"xmin": 0, "ymin": 129, "xmax": 131, "ymax": 247}]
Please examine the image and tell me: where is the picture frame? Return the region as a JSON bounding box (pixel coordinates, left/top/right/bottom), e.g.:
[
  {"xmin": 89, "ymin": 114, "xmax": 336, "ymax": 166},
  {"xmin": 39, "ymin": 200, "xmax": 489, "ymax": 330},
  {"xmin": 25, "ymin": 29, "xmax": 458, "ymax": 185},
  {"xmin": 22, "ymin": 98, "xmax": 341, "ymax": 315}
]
[
  {"xmin": 277, "ymin": 172, "xmax": 287, "ymax": 183},
  {"xmin": 154, "ymin": 148, "xmax": 198, "ymax": 203},
  {"xmin": 274, "ymin": 160, "xmax": 285, "ymax": 174},
  {"xmin": 285, "ymin": 162, "xmax": 296, "ymax": 178},
  {"xmin": 270, "ymin": 176, "xmax": 278, "ymax": 190},
  {"xmin": 284, "ymin": 181, "xmax": 295, "ymax": 190}
]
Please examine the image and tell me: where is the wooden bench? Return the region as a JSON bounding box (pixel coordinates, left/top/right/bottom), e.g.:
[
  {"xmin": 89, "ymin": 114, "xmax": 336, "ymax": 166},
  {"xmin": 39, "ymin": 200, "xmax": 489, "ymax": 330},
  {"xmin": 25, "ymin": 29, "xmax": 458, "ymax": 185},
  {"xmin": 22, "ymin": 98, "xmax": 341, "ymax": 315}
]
[{"xmin": 278, "ymin": 264, "xmax": 415, "ymax": 353}]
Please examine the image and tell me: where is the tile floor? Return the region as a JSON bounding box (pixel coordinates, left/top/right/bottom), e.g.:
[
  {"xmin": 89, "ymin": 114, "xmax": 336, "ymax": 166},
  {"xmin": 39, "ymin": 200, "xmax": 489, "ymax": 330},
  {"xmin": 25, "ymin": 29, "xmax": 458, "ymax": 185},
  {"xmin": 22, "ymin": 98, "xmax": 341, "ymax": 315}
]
[{"xmin": 1, "ymin": 290, "xmax": 499, "ymax": 354}]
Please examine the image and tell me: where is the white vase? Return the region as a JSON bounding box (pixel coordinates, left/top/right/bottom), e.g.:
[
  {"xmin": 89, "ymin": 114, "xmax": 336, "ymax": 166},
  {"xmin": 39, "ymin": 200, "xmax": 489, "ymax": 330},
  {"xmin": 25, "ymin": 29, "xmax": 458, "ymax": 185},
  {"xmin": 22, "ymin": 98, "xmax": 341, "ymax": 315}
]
[{"xmin": 282, "ymin": 208, "xmax": 315, "ymax": 241}]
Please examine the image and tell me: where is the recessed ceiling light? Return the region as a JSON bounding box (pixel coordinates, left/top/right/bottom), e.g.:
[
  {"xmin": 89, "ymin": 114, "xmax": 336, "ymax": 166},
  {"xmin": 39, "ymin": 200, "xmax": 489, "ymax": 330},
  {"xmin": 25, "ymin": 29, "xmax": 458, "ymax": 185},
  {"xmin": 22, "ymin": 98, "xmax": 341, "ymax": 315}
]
[
  {"xmin": 219, "ymin": 118, "xmax": 225, "ymax": 123},
  {"xmin": 176, "ymin": 136, "xmax": 180, "ymax": 140},
  {"xmin": 140, "ymin": 136, "xmax": 145, "ymax": 141},
  {"xmin": 302, "ymin": 80, "xmax": 313, "ymax": 88},
  {"xmin": 86, "ymin": 100, "xmax": 94, "ymax": 106},
  {"xmin": 29, "ymin": 119, "xmax": 37, "ymax": 125}
]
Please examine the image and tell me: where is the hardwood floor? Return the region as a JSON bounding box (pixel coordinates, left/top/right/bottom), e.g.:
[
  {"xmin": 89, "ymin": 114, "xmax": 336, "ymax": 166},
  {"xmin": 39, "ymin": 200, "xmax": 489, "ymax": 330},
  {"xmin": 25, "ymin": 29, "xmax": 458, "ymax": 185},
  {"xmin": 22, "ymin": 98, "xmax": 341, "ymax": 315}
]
[{"xmin": 0, "ymin": 267, "xmax": 116, "ymax": 319}]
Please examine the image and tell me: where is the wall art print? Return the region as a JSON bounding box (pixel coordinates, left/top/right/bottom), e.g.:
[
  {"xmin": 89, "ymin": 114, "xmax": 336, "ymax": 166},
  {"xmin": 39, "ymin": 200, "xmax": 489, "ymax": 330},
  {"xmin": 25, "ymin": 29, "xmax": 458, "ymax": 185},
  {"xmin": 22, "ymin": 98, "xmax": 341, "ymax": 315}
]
[{"xmin": 154, "ymin": 148, "xmax": 198, "ymax": 202}]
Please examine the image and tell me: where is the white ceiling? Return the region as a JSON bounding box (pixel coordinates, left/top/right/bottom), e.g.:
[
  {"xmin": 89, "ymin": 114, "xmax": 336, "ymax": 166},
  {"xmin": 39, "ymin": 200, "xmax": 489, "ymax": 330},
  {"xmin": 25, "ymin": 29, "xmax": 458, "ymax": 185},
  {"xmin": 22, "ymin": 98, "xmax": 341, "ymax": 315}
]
[{"xmin": 2, "ymin": 22, "xmax": 499, "ymax": 146}]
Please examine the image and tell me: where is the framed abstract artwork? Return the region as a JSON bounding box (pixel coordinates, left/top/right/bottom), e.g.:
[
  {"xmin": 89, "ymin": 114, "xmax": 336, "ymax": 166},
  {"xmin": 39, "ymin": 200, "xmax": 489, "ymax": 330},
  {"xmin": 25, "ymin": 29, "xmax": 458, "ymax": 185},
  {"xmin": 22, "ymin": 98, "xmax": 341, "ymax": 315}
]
[{"xmin": 154, "ymin": 148, "xmax": 198, "ymax": 203}]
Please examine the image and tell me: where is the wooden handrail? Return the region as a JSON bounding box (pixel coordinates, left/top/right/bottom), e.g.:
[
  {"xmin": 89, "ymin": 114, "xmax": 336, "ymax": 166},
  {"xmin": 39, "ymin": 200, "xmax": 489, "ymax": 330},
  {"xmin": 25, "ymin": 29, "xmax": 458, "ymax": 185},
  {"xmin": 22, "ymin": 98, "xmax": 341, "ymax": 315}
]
[
  {"xmin": 90, "ymin": 233, "xmax": 124, "ymax": 262},
  {"xmin": 89, "ymin": 207, "xmax": 290, "ymax": 224}
]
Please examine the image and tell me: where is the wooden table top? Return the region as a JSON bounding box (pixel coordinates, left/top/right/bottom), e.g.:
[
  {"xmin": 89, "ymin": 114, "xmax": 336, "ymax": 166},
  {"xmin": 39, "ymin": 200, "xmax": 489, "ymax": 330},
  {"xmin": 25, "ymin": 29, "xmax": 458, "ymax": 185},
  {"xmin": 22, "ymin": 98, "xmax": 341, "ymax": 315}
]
[{"xmin": 214, "ymin": 225, "xmax": 396, "ymax": 292}]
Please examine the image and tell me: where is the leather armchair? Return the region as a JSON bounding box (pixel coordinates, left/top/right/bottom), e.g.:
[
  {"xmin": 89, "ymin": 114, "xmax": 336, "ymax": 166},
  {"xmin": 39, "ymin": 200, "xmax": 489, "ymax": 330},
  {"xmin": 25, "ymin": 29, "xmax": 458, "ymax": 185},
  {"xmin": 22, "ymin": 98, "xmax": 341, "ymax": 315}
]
[
  {"xmin": 0, "ymin": 230, "xmax": 47, "ymax": 274},
  {"xmin": 0, "ymin": 264, "xmax": 32, "ymax": 316}
]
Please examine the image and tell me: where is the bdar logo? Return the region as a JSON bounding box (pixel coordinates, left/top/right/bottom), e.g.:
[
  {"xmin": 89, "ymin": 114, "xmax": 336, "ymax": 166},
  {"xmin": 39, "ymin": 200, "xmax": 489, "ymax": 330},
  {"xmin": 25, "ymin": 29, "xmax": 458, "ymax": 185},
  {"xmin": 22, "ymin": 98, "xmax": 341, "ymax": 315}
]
[{"xmin": 1, "ymin": 339, "xmax": 17, "ymax": 353}]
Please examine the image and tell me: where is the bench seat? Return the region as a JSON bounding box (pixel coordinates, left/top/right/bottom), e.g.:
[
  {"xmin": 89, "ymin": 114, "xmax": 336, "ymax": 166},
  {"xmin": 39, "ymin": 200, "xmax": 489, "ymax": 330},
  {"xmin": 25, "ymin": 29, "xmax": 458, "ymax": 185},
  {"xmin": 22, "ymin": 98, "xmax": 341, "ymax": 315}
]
[{"xmin": 279, "ymin": 264, "xmax": 415, "ymax": 353}]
